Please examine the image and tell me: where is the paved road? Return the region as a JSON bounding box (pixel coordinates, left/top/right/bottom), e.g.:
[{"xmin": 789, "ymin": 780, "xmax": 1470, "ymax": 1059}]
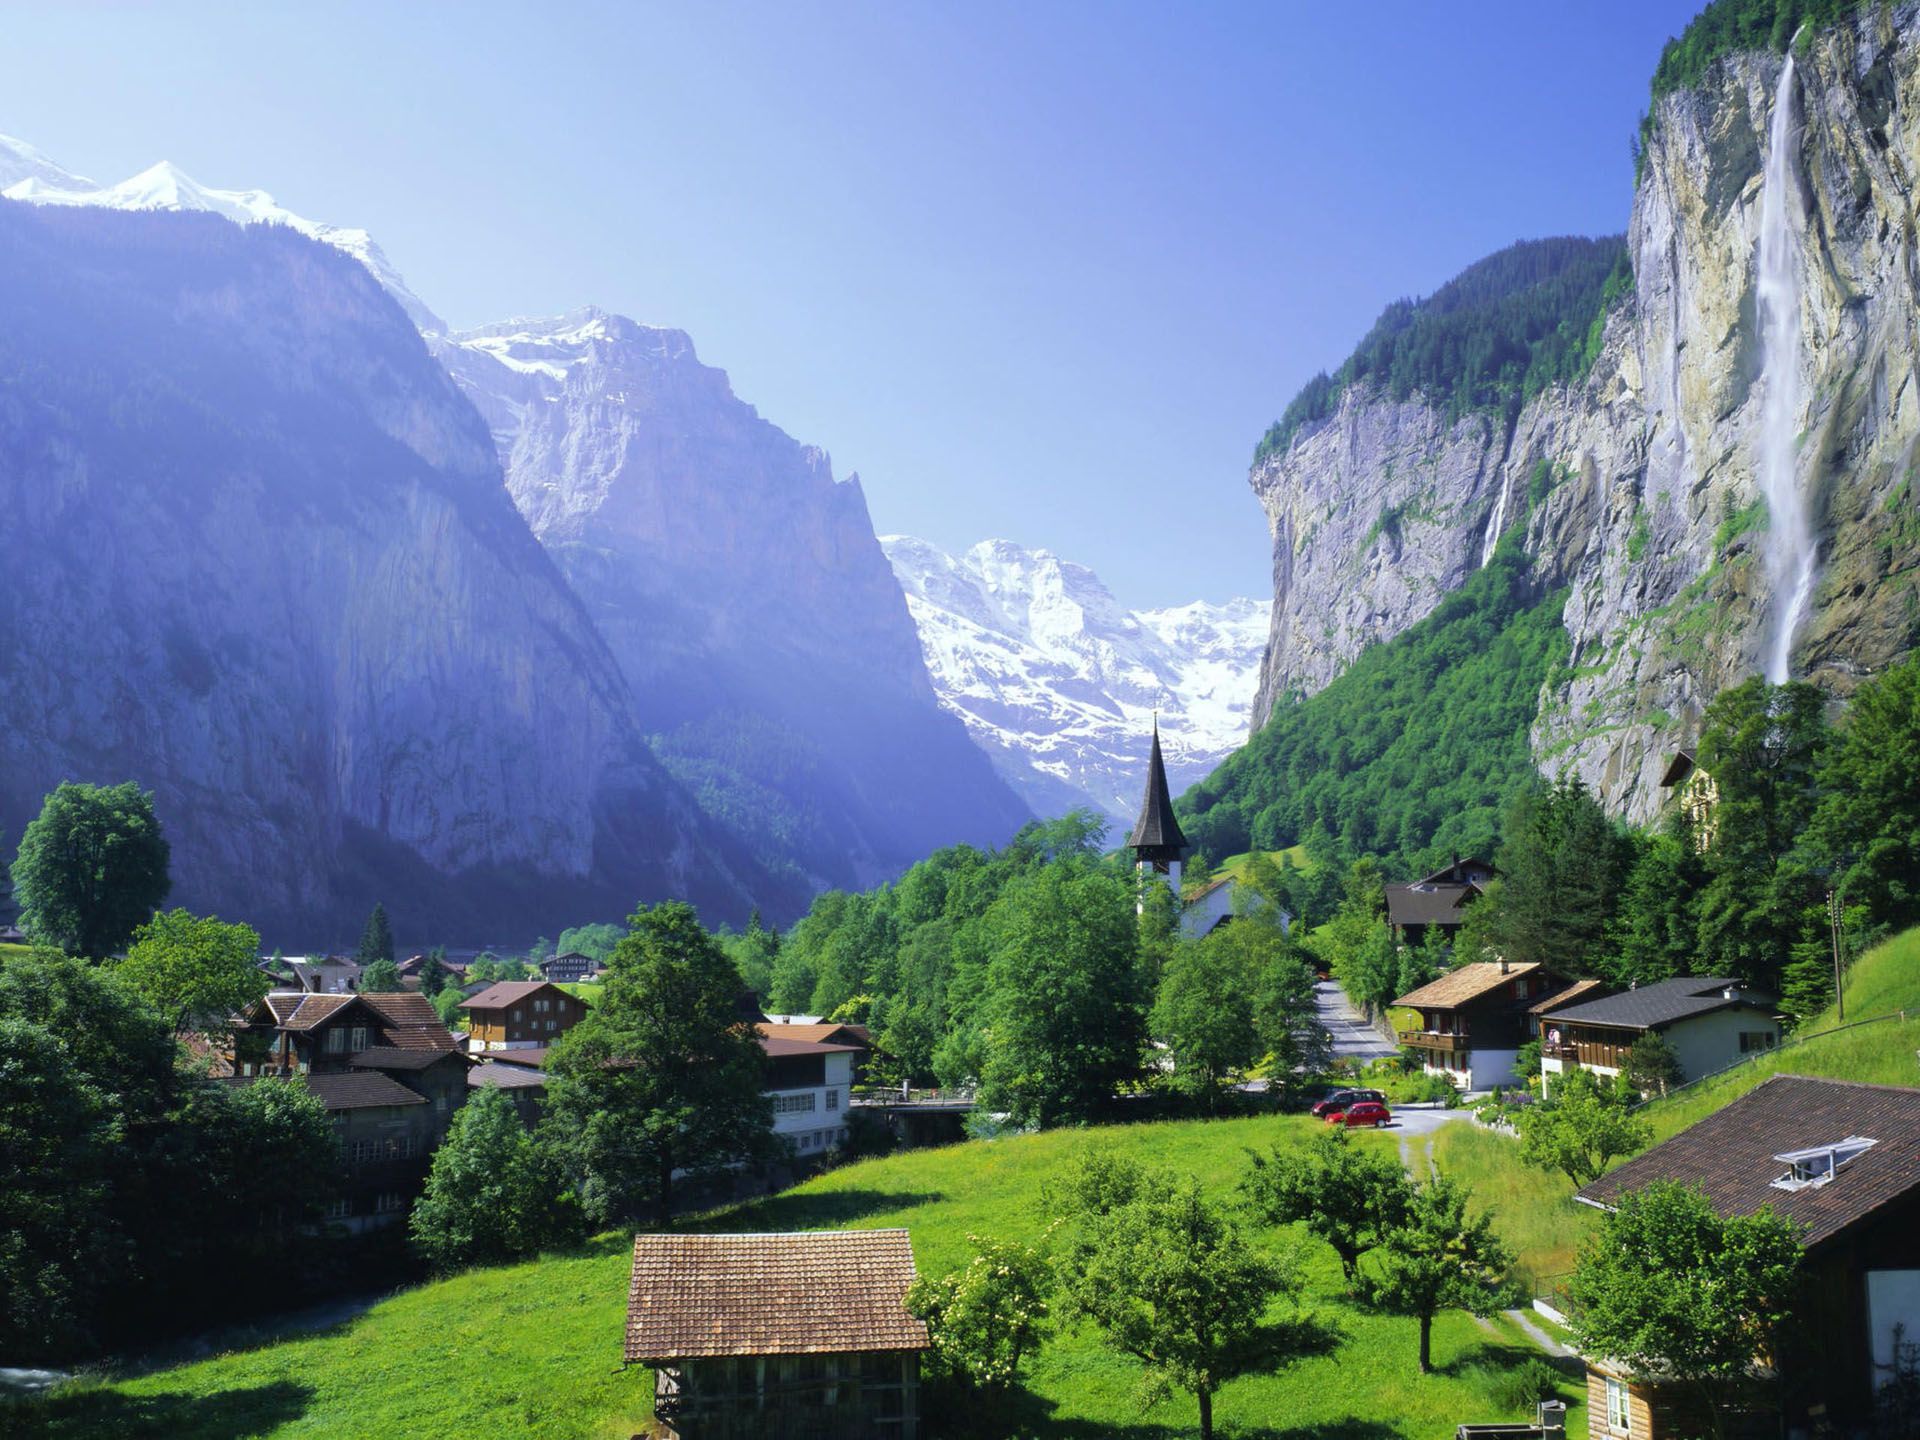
[{"xmin": 1314, "ymin": 979, "xmax": 1398, "ymax": 1064}]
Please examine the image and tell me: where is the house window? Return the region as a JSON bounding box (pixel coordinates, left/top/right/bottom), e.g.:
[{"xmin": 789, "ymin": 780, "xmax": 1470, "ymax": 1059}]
[
  {"xmin": 534, "ymin": 998, "xmax": 549, "ymax": 1013},
  {"xmin": 1772, "ymin": 1137, "xmax": 1877, "ymax": 1191},
  {"xmin": 325, "ymin": 1028, "xmax": 347, "ymax": 1054},
  {"xmin": 546, "ymin": 1019, "xmax": 558, "ymax": 1032},
  {"xmin": 435, "ymin": 1093, "xmax": 449, "ymax": 1113},
  {"xmin": 374, "ymin": 1193, "xmax": 407, "ymax": 1215},
  {"xmin": 773, "ymin": 1093, "xmax": 817, "ymax": 1114},
  {"xmin": 1605, "ymin": 1377, "xmax": 1631, "ymax": 1433},
  {"xmin": 1739, "ymin": 1031, "xmax": 1777, "ymax": 1053},
  {"xmin": 511, "ymin": 1009, "xmax": 523, "ymax": 1023},
  {"xmin": 323, "ymin": 1198, "xmax": 352, "ymax": 1220},
  {"xmin": 349, "ymin": 1026, "xmax": 368, "ymax": 1052},
  {"xmin": 825, "ymin": 1088, "xmax": 839, "ymax": 1112}
]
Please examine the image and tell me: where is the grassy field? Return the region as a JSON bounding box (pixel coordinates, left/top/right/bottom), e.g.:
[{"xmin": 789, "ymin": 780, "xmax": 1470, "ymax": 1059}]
[
  {"xmin": 23, "ymin": 1115, "xmax": 1585, "ymax": 1440},
  {"xmin": 1214, "ymin": 846, "xmax": 1314, "ymax": 880}
]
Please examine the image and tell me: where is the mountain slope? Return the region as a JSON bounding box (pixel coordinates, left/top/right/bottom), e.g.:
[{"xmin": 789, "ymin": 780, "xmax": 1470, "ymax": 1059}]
[
  {"xmin": 0, "ymin": 199, "xmax": 789, "ymax": 942},
  {"xmin": 883, "ymin": 535, "xmax": 1268, "ymax": 828},
  {"xmin": 436, "ymin": 313, "xmax": 1033, "ymax": 891},
  {"xmin": 1236, "ymin": 3, "xmax": 1920, "ymax": 825}
]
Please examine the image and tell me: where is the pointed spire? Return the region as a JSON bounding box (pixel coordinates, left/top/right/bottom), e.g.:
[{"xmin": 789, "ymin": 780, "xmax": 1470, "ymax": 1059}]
[{"xmin": 1127, "ymin": 717, "xmax": 1188, "ymax": 859}]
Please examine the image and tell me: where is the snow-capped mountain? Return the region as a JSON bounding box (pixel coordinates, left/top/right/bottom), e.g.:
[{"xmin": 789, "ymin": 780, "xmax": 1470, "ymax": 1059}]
[
  {"xmin": 0, "ymin": 136, "xmax": 444, "ymax": 331},
  {"xmin": 883, "ymin": 536, "xmax": 1269, "ymax": 830}
]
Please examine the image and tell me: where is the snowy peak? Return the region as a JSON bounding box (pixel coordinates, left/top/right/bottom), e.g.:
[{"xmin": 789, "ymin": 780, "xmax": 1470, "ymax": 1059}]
[
  {"xmin": 882, "ymin": 535, "xmax": 1268, "ymax": 829},
  {"xmin": 448, "ymin": 309, "xmax": 698, "ymax": 383},
  {"xmin": 0, "ymin": 134, "xmax": 444, "ymax": 333}
]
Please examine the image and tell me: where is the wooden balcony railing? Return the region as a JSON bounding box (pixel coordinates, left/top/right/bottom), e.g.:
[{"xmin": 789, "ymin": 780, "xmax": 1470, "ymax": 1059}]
[{"xmin": 1398, "ymin": 1030, "xmax": 1469, "ymax": 1055}]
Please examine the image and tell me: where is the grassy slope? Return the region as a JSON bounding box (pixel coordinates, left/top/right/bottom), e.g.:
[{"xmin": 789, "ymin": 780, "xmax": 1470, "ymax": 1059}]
[
  {"xmin": 1213, "ymin": 846, "xmax": 1314, "ymax": 879},
  {"xmin": 31, "ymin": 1116, "xmax": 1586, "ymax": 1440},
  {"xmin": 1432, "ymin": 925, "xmax": 1920, "ymax": 1286}
]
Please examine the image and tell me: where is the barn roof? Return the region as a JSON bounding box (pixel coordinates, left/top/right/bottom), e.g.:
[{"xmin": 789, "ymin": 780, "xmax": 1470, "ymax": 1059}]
[{"xmin": 625, "ymin": 1230, "xmax": 929, "ymax": 1362}]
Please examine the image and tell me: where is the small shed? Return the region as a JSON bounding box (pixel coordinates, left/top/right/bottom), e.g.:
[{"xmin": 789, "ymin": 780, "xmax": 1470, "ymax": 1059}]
[{"xmin": 625, "ymin": 1229, "xmax": 930, "ymax": 1440}]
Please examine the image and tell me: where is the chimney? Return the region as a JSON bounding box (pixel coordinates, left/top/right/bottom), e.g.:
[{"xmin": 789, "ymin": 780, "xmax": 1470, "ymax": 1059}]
[
  {"xmin": 1452, "ymin": 850, "xmax": 1462, "ymax": 882},
  {"xmin": 1500, "ymin": 957, "xmax": 1510, "ymax": 975}
]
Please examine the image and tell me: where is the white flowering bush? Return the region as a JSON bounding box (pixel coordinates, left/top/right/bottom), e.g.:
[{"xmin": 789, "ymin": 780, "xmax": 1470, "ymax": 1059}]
[{"xmin": 906, "ymin": 1234, "xmax": 1054, "ymax": 1391}]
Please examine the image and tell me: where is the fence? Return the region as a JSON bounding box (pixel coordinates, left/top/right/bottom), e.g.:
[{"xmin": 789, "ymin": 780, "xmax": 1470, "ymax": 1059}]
[{"xmin": 1629, "ymin": 1009, "xmax": 1911, "ymax": 1111}]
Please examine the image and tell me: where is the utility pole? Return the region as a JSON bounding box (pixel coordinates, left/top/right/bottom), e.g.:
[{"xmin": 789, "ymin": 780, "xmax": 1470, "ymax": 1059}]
[{"xmin": 1829, "ymin": 888, "xmax": 1846, "ymax": 1022}]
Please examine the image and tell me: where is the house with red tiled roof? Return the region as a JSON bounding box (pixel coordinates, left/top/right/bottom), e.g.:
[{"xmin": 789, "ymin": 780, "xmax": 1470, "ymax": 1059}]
[
  {"xmin": 1576, "ymin": 1075, "xmax": 1920, "ymax": 1436},
  {"xmin": 626, "ymin": 1229, "xmax": 929, "ymax": 1439}
]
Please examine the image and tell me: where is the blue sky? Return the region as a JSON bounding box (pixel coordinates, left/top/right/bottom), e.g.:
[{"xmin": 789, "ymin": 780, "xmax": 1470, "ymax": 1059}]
[{"xmin": 10, "ymin": 1, "xmax": 1701, "ymax": 607}]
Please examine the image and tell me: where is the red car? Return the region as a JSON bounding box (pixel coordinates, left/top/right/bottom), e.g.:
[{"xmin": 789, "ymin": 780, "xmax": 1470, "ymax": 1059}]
[
  {"xmin": 1311, "ymin": 1087, "xmax": 1385, "ymax": 1119},
  {"xmin": 1331, "ymin": 1100, "xmax": 1392, "ymax": 1128}
]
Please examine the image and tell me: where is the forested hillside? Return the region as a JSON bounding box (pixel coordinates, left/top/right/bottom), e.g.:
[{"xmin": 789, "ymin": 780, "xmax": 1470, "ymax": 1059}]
[{"xmin": 1176, "ymin": 538, "xmax": 1568, "ymax": 876}]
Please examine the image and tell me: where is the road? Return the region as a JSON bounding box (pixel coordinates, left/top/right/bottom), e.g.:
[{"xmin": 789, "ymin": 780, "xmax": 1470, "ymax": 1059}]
[{"xmin": 1314, "ymin": 979, "xmax": 1398, "ymax": 1064}]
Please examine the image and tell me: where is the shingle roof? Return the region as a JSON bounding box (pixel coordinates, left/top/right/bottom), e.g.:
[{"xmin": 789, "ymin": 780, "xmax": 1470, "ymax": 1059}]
[
  {"xmin": 358, "ymin": 991, "xmax": 459, "ymax": 1051},
  {"xmin": 1661, "ymin": 749, "xmax": 1699, "ymax": 787},
  {"xmin": 348, "ymin": 1046, "xmax": 464, "ymax": 1072},
  {"xmin": 1393, "ymin": 961, "xmax": 1542, "ymax": 1010},
  {"xmin": 262, "ymin": 992, "xmax": 355, "ymax": 1029},
  {"xmin": 486, "ymin": 1047, "xmax": 552, "ymax": 1069},
  {"xmin": 470, "ymin": 1060, "xmax": 548, "ymax": 1091},
  {"xmin": 1385, "ymin": 882, "xmax": 1481, "ymax": 929},
  {"xmin": 462, "ymin": 980, "xmax": 561, "ymax": 1011},
  {"xmin": 1547, "ymin": 977, "xmax": 1774, "ymax": 1032},
  {"xmin": 295, "ymin": 1071, "xmax": 428, "ymax": 1112},
  {"xmin": 1530, "ymin": 978, "xmax": 1609, "ymax": 1016},
  {"xmin": 1577, "ymin": 1075, "xmax": 1920, "ymax": 1253},
  {"xmin": 625, "ymin": 1230, "xmax": 930, "ymax": 1362},
  {"xmin": 761, "ymin": 1036, "xmax": 865, "ymax": 1058}
]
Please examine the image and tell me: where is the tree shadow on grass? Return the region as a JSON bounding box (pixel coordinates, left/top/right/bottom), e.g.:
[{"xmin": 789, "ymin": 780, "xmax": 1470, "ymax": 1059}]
[
  {"xmin": 940, "ymin": 1388, "xmax": 1404, "ymax": 1440},
  {"xmin": 4, "ymin": 1379, "xmax": 313, "ymax": 1439},
  {"xmin": 704, "ymin": 1189, "xmax": 947, "ymax": 1231}
]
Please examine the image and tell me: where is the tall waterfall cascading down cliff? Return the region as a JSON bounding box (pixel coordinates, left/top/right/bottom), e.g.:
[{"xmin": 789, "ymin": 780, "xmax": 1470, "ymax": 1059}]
[{"xmin": 1757, "ymin": 49, "xmax": 1817, "ymax": 684}]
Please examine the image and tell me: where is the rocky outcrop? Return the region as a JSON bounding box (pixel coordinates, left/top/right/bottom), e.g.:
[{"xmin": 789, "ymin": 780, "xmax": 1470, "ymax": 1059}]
[
  {"xmin": 0, "ymin": 203, "xmax": 786, "ymax": 944},
  {"xmin": 437, "ymin": 313, "xmax": 1031, "ymax": 891},
  {"xmin": 1249, "ymin": 7, "xmax": 1920, "ymax": 820}
]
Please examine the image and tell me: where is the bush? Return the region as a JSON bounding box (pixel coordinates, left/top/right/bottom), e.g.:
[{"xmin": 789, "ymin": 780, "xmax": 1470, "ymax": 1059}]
[{"xmin": 1471, "ymin": 1356, "xmax": 1566, "ymax": 1410}]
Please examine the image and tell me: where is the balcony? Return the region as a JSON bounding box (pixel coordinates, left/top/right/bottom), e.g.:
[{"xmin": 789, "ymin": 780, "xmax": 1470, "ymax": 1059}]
[{"xmin": 1399, "ymin": 1030, "xmax": 1469, "ymax": 1056}]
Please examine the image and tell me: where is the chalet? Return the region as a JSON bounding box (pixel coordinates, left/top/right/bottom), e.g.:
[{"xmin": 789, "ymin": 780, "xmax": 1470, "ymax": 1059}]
[
  {"xmin": 1577, "ymin": 1076, "xmax": 1920, "ymax": 1435},
  {"xmin": 303, "ymin": 1071, "xmax": 437, "ymax": 1233},
  {"xmin": 760, "ymin": 1026, "xmax": 866, "ymax": 1158},
  {"xmin": 1539, "ymin": 977, "xmax": 1780, "ymax": 1091},
  {"xmin": 1660, "ymin": 748, "xmax": 1719, "ymax": 850},
  {"xmin": 1393, "ymin": 960, "xmax": 1578, "ymax": 1091},
  {"xmin": 469, "ymin": 1055, "xmax": 548, "ymax": 1124},
  {"xmin": 1385, "ymin": 856, "xmax": 1496, "ymax": 948},
  {"xmin": 540, "ymin": 950, "xmax": 604, "ymax": 984},
  {"xmin": 626, "ymin": 1229, "xmax": 929, "ymax": 1439},
  {"xmin": 230, "ymin": 990, "xmax": 468, "ymax": 1130},
  {"xmin": 462, "ymin": 979, "xmax": 589, "ymax": 1051}
]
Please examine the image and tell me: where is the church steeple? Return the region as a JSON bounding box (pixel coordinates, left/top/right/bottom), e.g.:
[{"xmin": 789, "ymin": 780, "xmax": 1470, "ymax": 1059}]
[{"xmin": 1128, "ymin": 718, "xmax": 1188, "ymax": 889}]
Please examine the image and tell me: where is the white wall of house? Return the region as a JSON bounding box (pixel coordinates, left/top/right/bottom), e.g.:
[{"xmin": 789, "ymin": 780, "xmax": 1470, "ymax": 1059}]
[
  {"xmin": 1180, "ymin": 883, "xmax": 1236, "ymax": 939},
  {"xmin": 1664, "ymin": 1006, "xmax": 1780, "ymax": 1082},
  {"xmin": 768, "ymin": 1050, "xmax": 855, "ymax": 1158},
  {"xmin": 1419, "ymin": 1046, "xmax": 1522, "ymax": 1093}
]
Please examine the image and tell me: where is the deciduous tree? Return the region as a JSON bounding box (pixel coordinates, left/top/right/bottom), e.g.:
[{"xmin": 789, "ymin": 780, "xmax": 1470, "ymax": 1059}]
[
  {"xmin": 1241, "ymin": 1126, "xmax": 1411, "ymax": 1283},
  {"xmin": 1515, "ymin": 1065, "xmax": 1650, "ymax": 1185},
  {"xmin": 411, "ymin": 1086, "xmax": 580, "ymax": 1269},
  {"xmin": 907, "ymin": 1234, "xmax": 1054, "ymax": 1393},
  {"xmin": 541, "ymin": 902, "xmax": 773, "ymax": 1225},
  {"xmin": 357, "ymin": 958, "xmax": 403, "ymax": 993},
  {"xmin": 1571, "ymin": 1181, "xmax": 1801, "ymax": 1440},
  {"xmin": 1361, "ymin": 1174, "xmax": 1513, "ymax": 1373},
  {"xmin": 116, "ymin": 908, "xmax": 265, "ymax": 1034},
  {"xmin": 1058, "ymin": 1154, "xmax": 1322, "ymax": 1440},
  {"xmin": 11, "ymin": 781, "xmax": 170, "ymax": 959}
]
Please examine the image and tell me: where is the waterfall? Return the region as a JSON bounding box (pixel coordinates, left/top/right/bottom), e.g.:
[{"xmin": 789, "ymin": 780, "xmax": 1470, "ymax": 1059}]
[
  {"xmin": 1480, "ymin": 468, "xmax": 1511, "ymax": 566},
  {"xmin": 1756, "ymin": 51, "xmax": 1816, "ymax": 683}
]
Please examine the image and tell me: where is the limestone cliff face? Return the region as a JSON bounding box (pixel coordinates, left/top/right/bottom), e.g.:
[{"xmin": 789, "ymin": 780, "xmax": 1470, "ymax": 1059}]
[
  {"xmin": 1249, "ymin": 7, "xmax": 1920, "ymax": 820},
  {"xmin": 0, "ymin": 204, "xmax": 783, "ymax": 943},
  {"xmin": 436, "ymin": 312, "xmax": 1031, "ymax": 891}
]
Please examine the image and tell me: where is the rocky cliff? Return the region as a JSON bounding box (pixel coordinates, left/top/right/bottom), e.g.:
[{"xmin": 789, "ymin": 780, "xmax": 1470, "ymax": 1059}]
[
  {"xmin": 0, "ymin": 202, "xmax": 785, "ymax": 943},
  {"xmin": 1248, "ymin": 5, "xmax": 1920, "ymax": 820},
  {"xmin": 883, "ymin": 535, "xmax": 1267, "ymax": 828},
  {"xmin": 437, "ymin": 313, "xmax": 1032, "ymax": 891}
]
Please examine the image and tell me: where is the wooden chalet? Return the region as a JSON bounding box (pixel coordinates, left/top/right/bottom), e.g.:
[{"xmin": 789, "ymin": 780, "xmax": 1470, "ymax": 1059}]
[
  {"xmin": 626, "ymin": 1229, "xmax": 929, "ymax": 1439},
  {"xmin": 1578, "ymin": 1076, "xmax": 1920, "ymax": 1434},
  {"xmin": 1385, "ymin": 855, "xmax": 1497, "ymax": 947},
  {"xmin": 540, "ymin": 950, "xmax": 605, "ymax": 984},
  {"xmin": 462, "ymin": 979, "xmax": 589, "ymax": 1051},
  {"xmin": 1393, "ymin": 960, "xmax": 1577, "ymax": 1090},
  {"xmin": 1539, "ymin": 977, "xmax": 1779, "ymax": 1091},
  {"xmin": 229, "ymin": 990, "xmax": 469, "ymax": 1228}
]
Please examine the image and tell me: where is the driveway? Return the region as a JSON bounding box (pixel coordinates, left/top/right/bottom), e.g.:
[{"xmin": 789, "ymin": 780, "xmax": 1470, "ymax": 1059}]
[{"xmin": 1314, "ymin": 979, "xmax": 1398, "ymax": 1064}]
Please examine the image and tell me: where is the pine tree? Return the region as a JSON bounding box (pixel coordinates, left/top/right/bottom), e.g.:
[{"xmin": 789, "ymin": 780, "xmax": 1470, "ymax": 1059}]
[{"xmin": 355, "ymin": 903, "xmax": 394, "ymax": 970}]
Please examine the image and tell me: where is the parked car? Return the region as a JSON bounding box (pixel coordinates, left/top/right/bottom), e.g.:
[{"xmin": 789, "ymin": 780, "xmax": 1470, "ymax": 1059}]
[
  {"xmin": 1310, "ymin": 1087, "xmax": 1385, "ymax": 1119},
  {"xmin": 1334, "ymin": 1100, "xmax": 1392, "ymax": 1128}
]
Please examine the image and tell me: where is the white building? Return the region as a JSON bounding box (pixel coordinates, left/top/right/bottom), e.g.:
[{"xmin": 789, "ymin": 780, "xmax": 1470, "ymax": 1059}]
[
  {"xmin": 760, "ymin": 1022, "xmax": 868, "ymax": 1159},
  {"xmin": 1541, "ymin": 976, "xmax": 1780, "ymax": 1091}
]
